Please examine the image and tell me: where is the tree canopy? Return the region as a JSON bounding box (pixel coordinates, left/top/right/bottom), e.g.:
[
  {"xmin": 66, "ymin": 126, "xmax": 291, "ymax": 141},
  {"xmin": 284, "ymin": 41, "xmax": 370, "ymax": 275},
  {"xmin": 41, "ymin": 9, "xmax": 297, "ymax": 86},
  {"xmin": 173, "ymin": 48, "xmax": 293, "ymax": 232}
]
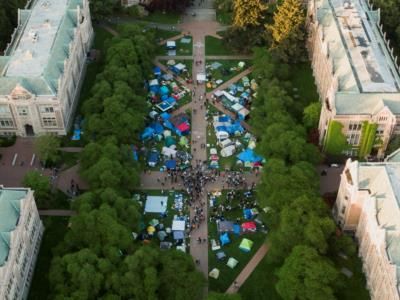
[
  {"xmin": 232, "ymin": 0, "xmax": 267, "ymax": 28},
  {"xmin": 34, "ymin": 134, "xmax": 61, "ymax": 166}
]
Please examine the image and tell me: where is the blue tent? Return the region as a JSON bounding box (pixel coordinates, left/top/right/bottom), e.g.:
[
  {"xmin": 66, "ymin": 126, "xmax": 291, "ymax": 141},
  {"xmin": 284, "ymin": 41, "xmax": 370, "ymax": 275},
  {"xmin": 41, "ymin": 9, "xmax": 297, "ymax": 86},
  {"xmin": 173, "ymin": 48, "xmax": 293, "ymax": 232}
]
[
  {"xmin": 161, "ymin": 94, "xmax": 169, "ymax": 101},
  {"xmin": 219, "ymin": 116, "xmax": 231, "ymax": 123},
  {"xmin": 173, "ymin": 231, "xmax": 184, "ymax": 240},
  {"xmin": 243, "ymin": 208, "xmax": 253, "ymax": 220},
  {"xmin": 141, "ymin": 127, "xmax": 155, "ymax": 140},
  {"xmin": 160, "ymin": 112, "xmax": 170, "ymax": 120},
  {"xmin": 237, "ymin": 149, "xmax": 263, "ymax": 163},
  {"xmin": 216, "ymin": 125, "xmax": 228, "ymax": 132},
  {"xmin": 165, "ymin": 160, "xmax": 177, "ymax": 170},
  {"xmin": 233, "ymin": 224, "xmax": 241, "ymax": 236},
  {"xmin": 219, "ymin": 232, "xmax": 231, "ymax": 246},
  {"xmin": 153, "ymin": 66, "xmax": 161, "ymax": 76},
  {"xmin": 165, "ymin": 97, "xmax": 176, "ymax": 106},
  {"xmin": 163, "ymin": 120, "xmax": 174, "ymax": 130},
  {"xmin": 148, "ymin": 151, "xmax": 159, "ymax": 166},
  {"xmin": 150, "ymin": 123, "xmax": 164, "ymax": 134},
  {"xmin": 160, "ymin": 85, "xmax": 169, "ymax": 96}
]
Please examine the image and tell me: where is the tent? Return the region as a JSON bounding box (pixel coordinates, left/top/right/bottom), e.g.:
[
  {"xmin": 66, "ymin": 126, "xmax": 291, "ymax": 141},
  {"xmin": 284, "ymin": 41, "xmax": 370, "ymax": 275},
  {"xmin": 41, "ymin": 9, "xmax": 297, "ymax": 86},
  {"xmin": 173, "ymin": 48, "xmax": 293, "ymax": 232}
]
[
  {"xmin": 243, "ymin": 208, "xmax": 253, "ymax": 220},
  {"xmin": 216, "ymin": 131, "xmax": 229, "ymax": 141},
  {"xmin": 156, "ymin": 101, "xmax": 174, "ymax": 112},
  {"xmin": 162, "ymin": 73, "xmax": 174, "ymax": 81},
  {"xmin": 242, "ymin": 221, "xmax": 257, "ymax": 233},
  {"xmin": 149, "ymin": 219, "xmax": 159, "ymax": 226},
  {"xmin": 227, "ymin": 257, "xmax": 239, "ymax": 269},
  {"xmin": 160, "ymin": 241, "xmax": 172, "ymax": 250},
  {"xmin": 221, "ymin": 145, "xmax": 235, "ymax": 157},
  {"xmin": 173, "ymin": 230, "xmax": 185, "ymax": 240},
  {"xmin": 179, "ymin": 136, "xmax": 189, "ymax": 146},
  {"xmin": 147, "ymin": 226, "xmax": 155, "ymax": 234},
  {"xmin": 237, "ymin": 149, "xmax": 263, "ymax": 164},
  {"xmin": 210, "ymin": 148, "xmax": 218, "ymax": 155},
  {"xmin": 209, "ymin": 268, "xmax": 220, "ymax": 279},
  {"xmin": 160, "ymin": 112, "xmax": 170, "ymax": 120},
  {"xmin": 150, "ymin": 123, "xmax": 164, "ymax": 135},
  {"xmin": 163, "ymin": 130, "xmax": 172, "ymax": 138},
  {"xmin": 165, "ymin": 159, "xmax": 177, "ymax": 170},
  {"xmin": 217, "ymin": 221, "xmax": 234, "ymax": 232},
  {"xmin": 172, "ymin": 220, "xmax": 185, "ymax": 231},
  {"xmin": 231, "ymin": 103, "xmax": 244, "ymax": 112},
  {"xmin": 161, "ymin": 146, "xmax": 177, "ymax": 158},
  {"xmin": 238, "ymin": 108, "xmax": 250, "ymax": 120},
  {"xmin": 147, "ymin": 151, "xmax": 159, "ymax": 167},
  {"xmin": 239, "ymin": 238, "xmax": 254, "ymax": 252},
  {"xmin": 218, "ymin": 138, "xmax": 232, "ymax": 149},
  {"xmin": 141, "ymin": 127, "xmax": 155, "ymax": 140},
  {"xmin": 219, "ymin": 232, "xmax": 231, "ymax": 246},
  {"xmin": 160, "ymin": 85, "xmax": 170, "ymax": 96},
  {"xmin": 173, "ymin": 63, "xmax": 186, "ymax": 73},
  {"xmin": 165, "ymin": 136, "xmax": 176, "ymax": 147},
  {"xmin": 216, "ymin": 251, "xmax": 226, "ymax": 261},
  {"xmin": 166, "ymin": 40, "xmax": 176, "ymax": 49},
  {"xmin": 153, "ymin": 66, "xmax": 161, "ymax": 76},
  {"xmin": 144, "ymin": 196, "xmax": 168, "ymax": 213},
  {"xmin": 157, "ymin": 231, "xmax": 167, "ymax": 241},
  {"xmin": 197, "ymin": 73, "xmax": 207, "ymax": 83},
  {"xmin": 176, "ymin": 122, "xmax": 190, "ymax": 135},
  {"xmin": 233, "ymin": 224, "xmax": 241, "ymax": 235}
]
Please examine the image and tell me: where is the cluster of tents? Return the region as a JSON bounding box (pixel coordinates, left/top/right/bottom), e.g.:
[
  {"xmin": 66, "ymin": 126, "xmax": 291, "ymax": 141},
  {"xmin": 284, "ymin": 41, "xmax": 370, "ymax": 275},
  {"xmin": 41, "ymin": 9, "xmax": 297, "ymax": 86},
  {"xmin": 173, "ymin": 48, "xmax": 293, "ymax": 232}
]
[{"xmin": 205, "ymin": 61, "xmax": 246, "ymax": 91}]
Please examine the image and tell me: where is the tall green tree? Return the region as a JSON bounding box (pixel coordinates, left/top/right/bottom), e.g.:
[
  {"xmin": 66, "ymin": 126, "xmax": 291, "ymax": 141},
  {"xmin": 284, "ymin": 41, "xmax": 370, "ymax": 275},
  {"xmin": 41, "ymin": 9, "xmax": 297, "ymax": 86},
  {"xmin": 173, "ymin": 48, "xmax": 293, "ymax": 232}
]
[
  {"xmin": 303, "ymin": 102, "xmax": 322, "ymax": 130},
  {"xmin": 266, "ymin": 0, "xmax": 306, "ymax": 62},
  {"xmin": 276, "ymin": 245, "xmax": 339, "ymax": 300},
  {"xmin": 34, "ymin": 134, "xmax": 61, "ymax": 166},
  {"xmin": 22, "ymin": 170, "xmax": 51, "ymax": 208}
]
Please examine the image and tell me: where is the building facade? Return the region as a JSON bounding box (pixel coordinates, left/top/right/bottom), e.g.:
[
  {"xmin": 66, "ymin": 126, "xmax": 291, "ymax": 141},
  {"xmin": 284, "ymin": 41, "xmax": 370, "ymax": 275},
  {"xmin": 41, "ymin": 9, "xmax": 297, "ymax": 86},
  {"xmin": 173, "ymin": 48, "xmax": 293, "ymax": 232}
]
[
  {"xmin": 334, "ymin": 158, "xmax": 400, "ymax": 299},
  {"xmin": 0, "ymin": 187, "xmax": 44, "ymax": 300},
  {"xmin": 307, "ymin": 0, "xmax": 400, "ymax": 158},
  {"xmin": 0, "ymin": 0, "xmax": 93, "ymax": 137}
]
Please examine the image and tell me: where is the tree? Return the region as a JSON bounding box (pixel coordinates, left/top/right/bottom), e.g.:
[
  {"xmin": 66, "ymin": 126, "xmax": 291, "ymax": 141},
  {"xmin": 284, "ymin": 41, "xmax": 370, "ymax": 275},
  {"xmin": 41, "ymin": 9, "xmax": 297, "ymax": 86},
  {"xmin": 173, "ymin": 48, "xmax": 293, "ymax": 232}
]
[
  {"xmin": 22, "ymin": 170, "xmax": 51, "ymax": 208},
  {"xmin": 232, "ymin": 0, "xmax": 267, "ymax": 28},
  {"xmin": 34, "ymin": 134, "xmax": 61, "ymax": 166},
  {"xmin": 89, "ymin": 0, "xmax": 118, "ymax": 19},
  {"xmin": 303, "ymin": 102, "xmax": 322, "ymax": 130},
  {"xmin": 208, "ymin": 292, "xmax": 242, "ymax": 300},
  {"xmin": 266, "ymin": 0, "xmax": 306, "ymax": 62},
  {"xmin": 276, "ymin": 245, "xmax": 338, "ymax": 300}
]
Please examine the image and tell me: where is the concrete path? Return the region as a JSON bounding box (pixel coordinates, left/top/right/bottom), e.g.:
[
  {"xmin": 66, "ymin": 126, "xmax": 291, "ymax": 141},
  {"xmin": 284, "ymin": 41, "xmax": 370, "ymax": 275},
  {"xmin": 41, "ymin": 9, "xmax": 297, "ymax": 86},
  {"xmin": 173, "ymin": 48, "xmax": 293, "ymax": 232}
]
[
  {"xmin": 39, "ymin": 210, "xmax": 76, "ymax": 216},
  {"xmin": 226, "ymin": 244, "xmax": 269, "ymax": 294},
  {"xmin": 205, "ymin": 55, "xmax": 253, "ymax": 60},
  {"xmin": 98, "ymin": 24, "xmax": 119, "ymax": 37},
  {"xmin": 55, "ymin": 164, "xmax": 89, "ymax": 194},
  {"xmin": 156, "ymin": 55, "xmax": 194, "ymax": 60},
  {"xmin": 159, "ymin": 33, "xmax": 186, "ymax": 45},
  {"xmin": 60, "ymin": 147, "xmax": 83, "ymax": 153}
]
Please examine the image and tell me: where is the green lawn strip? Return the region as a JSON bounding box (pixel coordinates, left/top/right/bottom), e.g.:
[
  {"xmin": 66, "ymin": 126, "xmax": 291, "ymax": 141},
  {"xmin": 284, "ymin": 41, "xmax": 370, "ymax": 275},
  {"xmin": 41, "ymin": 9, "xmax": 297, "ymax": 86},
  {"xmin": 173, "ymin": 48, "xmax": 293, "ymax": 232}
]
[
  {"xmin": 28, "ymin": 216, "xmax": 70, "ymax": 300},
  {"xmin": 140, "ymin": 11, "xmax": 182, "ymax": 24},
  {"xmin": 216, "ymin": 10, "xmax": 232, "ymax": 25},
  {"xmin": 205, "ymin": 36, "xmax": 233, "ymax": 56},
  {"xmin": 332, "ymin": 254, "xmax": 370, "ymax": 300},
  {"xmin": 289, "ymin": 63, "xmax": 319, "ymax": 104},
  {"xmin": 208, "ymin": 190, "xmax": 267, "ymax": 292},
  {"xmin": 238, "ymin": 256, "xmax": 281, "ymax": 300},
  {"xmin": 135, "ymin": 189, "xmax": 190, "ymax": 249},
  {"xmin": 206, "ymin": 60, "xmax": 251, "ymax": 92}
]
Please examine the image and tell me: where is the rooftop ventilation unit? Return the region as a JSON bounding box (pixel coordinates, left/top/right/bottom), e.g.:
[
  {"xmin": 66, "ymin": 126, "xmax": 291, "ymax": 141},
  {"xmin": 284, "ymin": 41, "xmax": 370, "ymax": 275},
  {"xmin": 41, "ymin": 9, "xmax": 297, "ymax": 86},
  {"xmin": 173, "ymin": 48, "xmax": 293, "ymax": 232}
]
[{"xmin": 28, "ymin": 30, "xmax": 38, "ymax": 42}]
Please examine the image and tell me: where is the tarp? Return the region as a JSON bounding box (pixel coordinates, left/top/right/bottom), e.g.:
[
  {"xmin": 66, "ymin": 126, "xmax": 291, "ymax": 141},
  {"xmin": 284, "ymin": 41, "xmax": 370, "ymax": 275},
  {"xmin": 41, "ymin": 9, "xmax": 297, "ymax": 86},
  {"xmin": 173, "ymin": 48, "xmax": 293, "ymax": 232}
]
[
  {"xmin": 218, "ymin": 221, "xmax": 234, "ymax": 232},
  {"xmin": 153, "ymin": 67, "xmax": 161, "ymax": 76},
  {"xmin": 243, "ymin": 208, "xmax": 253, "ymax": 220},
  {"xmin": 71, "ymin": 129, "xmax": 81, "ymax": 141},
  {"xmin": 237, "ymin": 149, "xmax": 263, "ymax": 163},
  {"xmin": 209, "ymin": 268, "xmax": 220, "ymax": 279},
  {"xmin": 210, "ymin": 62, "xmax": 223, "ymax": 70},
  {"xmin": 165, "ymin": 136, "xmax": 176, "ymax": 147},
  {"xmin": 161, "ymin": 146, "xmax": 177, "ymax": 158},
  {"xmin": 172, "ymin": 220, "xmax": 185, "ymax": 231},
  {"xmin": 165, "ymin": 97, "xmax": 176, "ymax": 106},
  {"xmin": 158, "ymin": 231, "xmax": 167, "ymax": 241},
  {"xmin": 156, "ymin": 101, "xmax": 174, "ymax": 112},
  {"xmin": 166, "ymin": 40, "xmax": 176, "ymax": 49},
  {"xmin": 227, "ymin": 257, "xmax": 239, "ymax": 269},
  {"xmin": 173, "ymin": 230, "xmax": 184, "ymax": 240},
  {"xmin": 165, "ymin": 159, "xmax": 177, "ymax": 170},
  {"xmin": 160, "ymin": 112, "xmax": 170, "ymax": 120},
  {"xmin": 233, "ymin": 224, "xmax": 241, "ymax": 235},
  {"xmin": 231, "ymin": 103, "xmax": 244, "ymax": 112},
  {"xmin": 144, "ymin": 196, "xmax": 168, "ymax": 213},
  {"xmin": 216, "ymin": 251, "xmax": 226, "ymax": 260},
  {"xmin": 162, "ymin": 73, "xmax": 174, "ymax": 81},
  {"xmin": 141, "ymin": 127, "xmax": 155, "ymax": 140},
  {"xmin": 160, "ymin": 242, "xmax": 172, "ymax": 249},
  {"xmin": 221, "ymin": 145, "xmax": 235, "ymax": 157},
  {"xmin": 175, "ymin": 63, "xmax": 186, "ymax": 71},
  {"xmin": 147, "ymin": 151, "xmax": 159, "ymax": 166},
  {"xmin": 149, "ymin": 79, "xmax": 159, "ymax": 86},
  {"xmin": 197, "ymin": 73, "xmax": 206, "ymax": 82},
  {"xmin": 239, "ymin": 238, "xmax": 253, "ymax": 252},
  {"xmin": 179, "ymin": 136, "xmax": 189, "ymax": 146},
  {"xmin": 242, "ymin": 221, "xmax": 257, "ymax": 232},
  {"xmin": 219, "ymin": 232, "xmax": 231, "ymax": 246},
  {"xmin": 150, "ymin": 123, "xmax": 164, "ymax": 134}
]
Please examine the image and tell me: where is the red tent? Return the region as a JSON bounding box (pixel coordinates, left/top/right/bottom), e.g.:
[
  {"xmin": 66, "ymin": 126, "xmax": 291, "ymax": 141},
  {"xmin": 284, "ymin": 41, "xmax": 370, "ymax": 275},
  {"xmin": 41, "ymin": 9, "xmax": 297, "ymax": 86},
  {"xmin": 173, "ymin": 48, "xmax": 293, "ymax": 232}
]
[
  {"xmin": 177, "ymin": 122, "xmax": 190, "ymax": 133},
  {"xmin": 241, "ymin": 222, "xmax": 257, "ymax": 232}
]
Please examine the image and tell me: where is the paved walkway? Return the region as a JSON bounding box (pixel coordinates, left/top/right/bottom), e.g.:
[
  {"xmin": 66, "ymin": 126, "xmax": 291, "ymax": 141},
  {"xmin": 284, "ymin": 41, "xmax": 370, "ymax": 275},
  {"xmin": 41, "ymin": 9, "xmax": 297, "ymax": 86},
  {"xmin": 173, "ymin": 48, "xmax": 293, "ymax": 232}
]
[
  {"xmin": 225, "ymin": 244, "xmax": 269, "ymax": 294},
  {"xmin": 60, "ymin": 147, "xmax": 83, "ymax": 153},
  {"xmin": 39, "ymin": 210, "xmax": 76, "ymax": 216}
]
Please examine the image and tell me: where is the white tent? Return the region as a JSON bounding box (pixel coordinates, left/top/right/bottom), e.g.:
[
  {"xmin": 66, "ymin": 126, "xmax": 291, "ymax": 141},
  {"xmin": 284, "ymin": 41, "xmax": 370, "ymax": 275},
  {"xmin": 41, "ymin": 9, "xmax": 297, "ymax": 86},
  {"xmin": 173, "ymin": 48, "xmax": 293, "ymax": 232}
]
[
  {"xmin": 209, "ymin": 268, "xmax": 220, "ymax": 279},
  {"xmin": 163, "ymin": 130, "xmax": 171, "ymax": 138},
  {"xmin": 238, "ymin": 107, "xmax": 250, "ymax": 118},
  {"xmin": 216, "ymin": 131, "xmax": 229, "ymax": 141},
  {"xmin": 218, "ymin": 138, "xmax": 232, "ymax": 149},
  {"xmin": 172, "ymin": 220, "xmax": 185, "ymax": 231},
  {"xmin": 161, "ymin": 146, "xmax": 177, "ymax": 158},
  {"xmin": 220, "ymin": 145, "xmax": 235, "ymax": 157},
  {"xmin": 214, "ymin": 90, "xmax": 223, "ymax": 97},
  {"xmin": 197, "ymin": 73, "xmax": 207, "ymax": 83},
  {"xmin": 222, "ymin": 90, "xmax": 239, "ymax": 103},
  {"xmin": 210, "ymin": 148, "xmax": 218, "ymax": 155},
  {"xmin": 174, "ymin": 63, "xmax": 186, "ymax": 71},
  {"xmin": 166, "ymin": 41, "xmax": 176, "ymax": 48},
  {"xmin": 232, "ymin": 103, "xmax": 244, "ymax": 112},
  {"xmin": 149, "ymin": 79, "xmax": 159, "ymax": 86},
  {"xmin": 144, "ymin": 196, "xmax": 168, "ymax": 213}
]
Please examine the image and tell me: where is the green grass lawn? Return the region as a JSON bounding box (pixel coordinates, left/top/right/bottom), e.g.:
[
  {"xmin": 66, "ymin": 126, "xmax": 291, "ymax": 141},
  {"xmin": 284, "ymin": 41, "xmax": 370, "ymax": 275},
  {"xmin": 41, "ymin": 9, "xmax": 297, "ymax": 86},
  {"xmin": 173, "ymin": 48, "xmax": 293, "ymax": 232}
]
[
  {"xmin": 208, "ymin": 191, "xmax": 267, "ymax": 292},
  {"xmin": 28, "ymin": 216, "xmax": 69, "ymax": 300},
  {"xmin": 206, "ymin": 60, "xmax": 251, "ymax": 92},
  {"xmin": 205, "ymin": 36, "xmax": 233, "ymax": 56},
  {"xmin": 156, "ymin": 35, "xmax": 193, "ymax": 56},
  {"xmin": 152, "ymin": 28, "xmax": 181, "ymax": 43},
  {"xmin": 290, "ymin": 63, "xmax": 319, "ymax": 103},
  {"xmin": 216, "ymin": 10, "xmax": 232, "ymax": 25},
  {"xmin": 140, "ymin": 11, "xmax": 182, "ymax": 24}
]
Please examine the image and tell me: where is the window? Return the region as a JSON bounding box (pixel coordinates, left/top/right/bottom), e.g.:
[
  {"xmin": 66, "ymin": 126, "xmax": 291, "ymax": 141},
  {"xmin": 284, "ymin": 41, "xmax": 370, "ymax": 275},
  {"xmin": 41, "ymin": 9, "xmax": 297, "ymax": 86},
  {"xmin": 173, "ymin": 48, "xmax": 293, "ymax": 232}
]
[
  {"xmin": 346, "ymin": 133, "xmax": 360, "ymax": 145},
  {"xmin": 17, "ymin": 106, "xmax": 29, "ymax": 116},
  {"xmin": 348, "ymin": 122, "xmax": 361, "ymax": 131},
  {"xmin": 341, "ymin": 205, "xmax": 346, "ymax": 214},
  {"xmin": 42, "ymin": 117, "xmax": 57, "ymax": 127},
  {"xmin": 0, "ymin": 105, "xmax": 10, "ymax": 114},
  {"xmin": 39, "ymin": 106, "xmax": 54, "ymax": 113},
  {"xmin": 15, "ymin": 243, "xmax": 23, "ymax": 264},
  {"xmin": 0, "ymin": 118, "xmax": 14, "ymax": 128}
]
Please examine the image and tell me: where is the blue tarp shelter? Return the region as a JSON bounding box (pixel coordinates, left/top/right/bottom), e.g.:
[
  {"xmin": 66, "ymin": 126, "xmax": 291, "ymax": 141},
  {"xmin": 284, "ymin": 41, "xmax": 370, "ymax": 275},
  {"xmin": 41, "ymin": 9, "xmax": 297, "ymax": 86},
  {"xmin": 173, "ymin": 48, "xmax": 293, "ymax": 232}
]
[
  {"xmin": 161, "ymin": 94, "xmax": 169, "ymax": 101},
  {"xmin": 157, "ymin": 101, "xmax": 174, "ymax": 112},
  {"xmin": 173, "ymin": 230, "xmax": 184, "ymax": 240},
  {"xmin": 160, "ymin": 112, "xmax": 170, "ymax": 120},
  {"xmin": 237, "ymin": 149, "xmax": 263, "ymax": 163},
  {"xmin": 165, "ymin": 160, "xmax": 177, "ymax": 170},
  {"xmin": 219, "ymin": 233, "xmax": 231, "ymax": 246},
  {"xmin": 163, "ymin": 120, "xmax": 174, "ymax": 130},
  {"xmin": 219, "ymin": 116, "xmax": 231, "ymax": 123},
  {"xmin": 153, "ymin": 66, "xmax": 161, "ymax": 76},
  {"xmin": 71, "ymin": 129, "xmax": 81, "ymax": 141},
  {"xmin": 165, "ymin": 97, "xmax": 176, "ymax": 106},
  {"xmin": 150, "ymin": 123, "xmax": 164, "ymax": 134},
  {"xmin": 141, "ymin": 127, "xmax": 155, "ymax": 140},
  {"xmin": 148, "ymin": 151, "xmax": 159, "ymax": 167},
  {"xmin": 243, "ymin": 208, "xmax": 253, "ymax": 220}
]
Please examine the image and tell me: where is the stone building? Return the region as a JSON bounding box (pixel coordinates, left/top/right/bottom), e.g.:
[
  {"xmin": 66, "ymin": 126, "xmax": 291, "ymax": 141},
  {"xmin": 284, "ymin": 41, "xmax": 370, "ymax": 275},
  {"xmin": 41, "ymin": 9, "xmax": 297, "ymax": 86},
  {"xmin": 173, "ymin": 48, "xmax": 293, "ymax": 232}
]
[
  {"xmin": 307, "ymin": 0, "xmax": 400, "ymax": 158},
  {"xmin": 335, "ymin": 158, "xmax": 400, "ymax": 299},
  {"xmin": 0, "ymin": 187, "xmax": 44, "ymax": 300},
  {"xmin": 0, "ymin": 0, "xmax": 93, "ymax": 137}
]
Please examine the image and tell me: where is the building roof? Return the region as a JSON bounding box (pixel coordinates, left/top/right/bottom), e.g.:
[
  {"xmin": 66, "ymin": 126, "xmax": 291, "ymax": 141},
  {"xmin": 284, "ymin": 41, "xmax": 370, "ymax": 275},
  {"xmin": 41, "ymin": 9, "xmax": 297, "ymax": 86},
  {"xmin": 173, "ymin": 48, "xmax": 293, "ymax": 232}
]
[
  {"xmin": 0, "ymin": 0, "xmax": 83, "ymax": 96},
  {"xmin": 0, "ymin": 188, "xmax": 28, "ymax": 267}
]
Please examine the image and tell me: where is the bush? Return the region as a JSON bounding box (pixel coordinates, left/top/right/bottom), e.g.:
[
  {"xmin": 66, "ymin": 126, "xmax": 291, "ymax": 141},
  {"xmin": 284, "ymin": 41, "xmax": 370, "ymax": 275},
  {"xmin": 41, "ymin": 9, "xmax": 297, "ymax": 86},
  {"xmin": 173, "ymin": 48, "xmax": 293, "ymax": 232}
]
[{"xmin": 0, "ymin": 135, "xmax": 16, "ymax": 147}]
